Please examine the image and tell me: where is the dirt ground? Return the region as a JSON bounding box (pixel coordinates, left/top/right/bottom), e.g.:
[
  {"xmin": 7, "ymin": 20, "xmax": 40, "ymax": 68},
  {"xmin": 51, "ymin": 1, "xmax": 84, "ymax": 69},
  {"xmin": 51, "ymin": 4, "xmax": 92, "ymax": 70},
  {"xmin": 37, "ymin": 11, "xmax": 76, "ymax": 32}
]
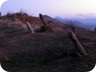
[{"xmin": 0, "ymin": 22, "xmax": 96, "ymax": 72}]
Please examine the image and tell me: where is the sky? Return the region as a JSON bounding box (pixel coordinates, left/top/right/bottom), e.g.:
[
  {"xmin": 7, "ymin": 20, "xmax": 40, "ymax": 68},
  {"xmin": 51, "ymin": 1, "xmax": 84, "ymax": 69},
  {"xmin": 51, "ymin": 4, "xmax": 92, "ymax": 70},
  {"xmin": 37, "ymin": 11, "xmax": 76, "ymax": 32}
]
[{"xmin": 0, "ymin": 0, "xmax": 96, "ymax": 18}]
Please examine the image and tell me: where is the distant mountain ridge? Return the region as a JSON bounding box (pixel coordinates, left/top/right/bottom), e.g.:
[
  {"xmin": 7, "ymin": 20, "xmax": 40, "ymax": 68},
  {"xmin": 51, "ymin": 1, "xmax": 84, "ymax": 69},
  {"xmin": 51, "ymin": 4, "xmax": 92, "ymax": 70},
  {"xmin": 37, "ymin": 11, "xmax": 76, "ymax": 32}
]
[
  {"xmin": 43, "ymin": 15, "xmax": 64, "ymax": 24},
  {"xmin": 55, "ymin": 17, "xmax": 96, "ymax": 31}
]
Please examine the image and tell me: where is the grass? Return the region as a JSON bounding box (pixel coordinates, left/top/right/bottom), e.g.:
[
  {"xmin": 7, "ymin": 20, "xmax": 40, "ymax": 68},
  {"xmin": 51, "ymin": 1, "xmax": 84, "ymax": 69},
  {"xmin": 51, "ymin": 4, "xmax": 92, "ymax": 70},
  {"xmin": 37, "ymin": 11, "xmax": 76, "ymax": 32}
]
[{"xmin": 0, "ymin": 18, "xmax": 96, "ymax": 72}]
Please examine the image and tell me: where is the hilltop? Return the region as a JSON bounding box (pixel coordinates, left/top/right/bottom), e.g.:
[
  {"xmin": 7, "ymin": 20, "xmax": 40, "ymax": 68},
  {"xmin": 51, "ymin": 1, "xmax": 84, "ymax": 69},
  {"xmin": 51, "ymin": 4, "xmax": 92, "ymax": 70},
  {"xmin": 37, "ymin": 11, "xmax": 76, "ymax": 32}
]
[
  {"xmin": 0, "ymin": 12, "xmax": 65, "ymax": 32},
  {"xmin": 0, "ymin": 12, "xmax": 96, "ymax": 72}
]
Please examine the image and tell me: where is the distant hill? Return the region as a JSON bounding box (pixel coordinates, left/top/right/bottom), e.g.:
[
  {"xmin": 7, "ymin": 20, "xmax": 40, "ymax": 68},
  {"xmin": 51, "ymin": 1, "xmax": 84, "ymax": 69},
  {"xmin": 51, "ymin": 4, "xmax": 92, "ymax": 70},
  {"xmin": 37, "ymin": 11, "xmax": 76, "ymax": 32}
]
[
  {"xmin": 43, "ymin": 15, "xmax": 64, "ymax": 24},
  {"xmin": 54, "ymin": 17, "xmax": 69, "ymax": 24},
  {"xmin": 54, "ymin": 17, "xmax": 96, "ymax": 31},
  {"xmin": 43, "ymin": 15, "xmax": 54, "ymax": 21}
]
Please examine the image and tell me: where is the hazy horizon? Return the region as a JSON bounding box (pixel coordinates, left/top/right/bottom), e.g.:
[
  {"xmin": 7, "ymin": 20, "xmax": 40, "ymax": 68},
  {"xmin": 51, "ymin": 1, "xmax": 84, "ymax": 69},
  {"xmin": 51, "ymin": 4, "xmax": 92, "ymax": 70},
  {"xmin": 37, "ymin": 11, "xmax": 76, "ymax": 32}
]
[{"xmin": 1, "ymin": 0, "xmax": 96, "ymax": 18}]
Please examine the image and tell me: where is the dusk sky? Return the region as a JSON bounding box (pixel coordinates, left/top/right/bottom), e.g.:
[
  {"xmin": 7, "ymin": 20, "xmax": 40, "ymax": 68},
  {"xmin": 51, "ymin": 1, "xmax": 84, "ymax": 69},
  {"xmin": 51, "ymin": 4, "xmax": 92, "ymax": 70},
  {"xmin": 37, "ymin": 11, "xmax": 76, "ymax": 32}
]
[{"xmin": 0, "ymin": 0, "xmax": 96, "ymax": 18}]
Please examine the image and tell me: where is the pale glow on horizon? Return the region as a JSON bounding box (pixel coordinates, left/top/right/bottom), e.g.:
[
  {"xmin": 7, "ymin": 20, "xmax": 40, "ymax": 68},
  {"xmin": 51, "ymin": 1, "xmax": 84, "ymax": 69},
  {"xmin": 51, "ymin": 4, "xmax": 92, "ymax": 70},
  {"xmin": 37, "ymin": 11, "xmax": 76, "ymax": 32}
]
[{"xmin": 0, "ymin": 0, "xmax": 96, "ymax": 18}]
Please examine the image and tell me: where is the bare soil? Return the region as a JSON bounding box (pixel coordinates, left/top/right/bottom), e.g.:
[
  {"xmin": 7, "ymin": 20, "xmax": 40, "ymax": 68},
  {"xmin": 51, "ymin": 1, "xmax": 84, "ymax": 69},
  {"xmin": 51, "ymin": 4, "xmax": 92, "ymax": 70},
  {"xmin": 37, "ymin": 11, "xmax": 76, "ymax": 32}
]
[{"xmin": 0, "ymin": 22, "xmax": 96, "ymax": 72}]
